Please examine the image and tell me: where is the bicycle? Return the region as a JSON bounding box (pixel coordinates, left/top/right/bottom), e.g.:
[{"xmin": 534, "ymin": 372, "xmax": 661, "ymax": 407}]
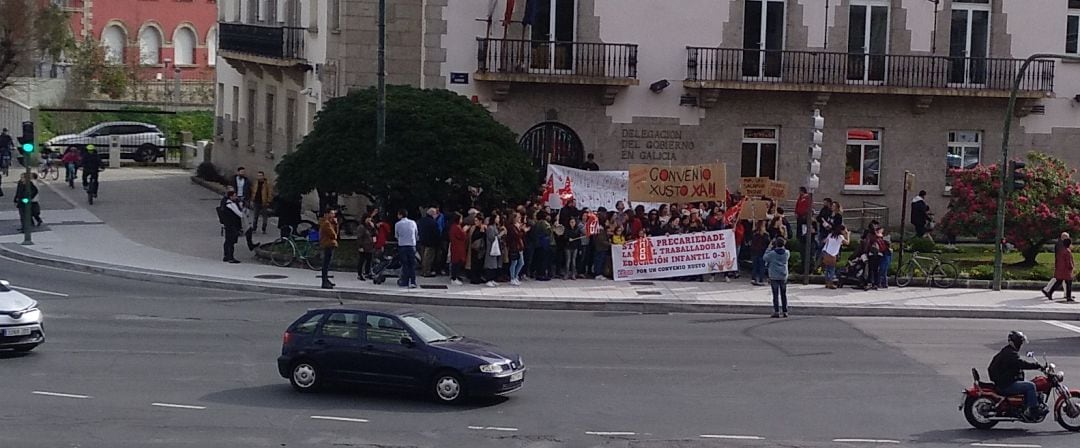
[
  {"xmin": 267, "ymin": 226, "xmax": 321, "ymax": 271},
  {"xmin": 38, "ymin": 155, "xmax": 59, "ymax": 181},
  {"xmin": 85, "ymin": 170, "xmax": 100, "ymax": 205},
  {"xmin": 305, "ymin": 206, "xmax": 360, "ymax": 236},
  {"xmin": 895, "ymin": 251, "xmax": 959, "ymax": 288}
]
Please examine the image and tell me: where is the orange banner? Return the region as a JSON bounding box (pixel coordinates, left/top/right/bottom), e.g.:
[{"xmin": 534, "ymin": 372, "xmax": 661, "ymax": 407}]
[{"xmin": 628, "ymin": 163, "xmax": 726, "ymax": 203}]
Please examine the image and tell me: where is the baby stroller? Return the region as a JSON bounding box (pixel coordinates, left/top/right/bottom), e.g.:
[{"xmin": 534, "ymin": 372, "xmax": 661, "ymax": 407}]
[
  {"xmin": 371, "ymin": 242, "xmax": 401, "ymax": 285},
  {"xmin": 836, "ymin": 254, "xmax": 871, "ymax": 289}
]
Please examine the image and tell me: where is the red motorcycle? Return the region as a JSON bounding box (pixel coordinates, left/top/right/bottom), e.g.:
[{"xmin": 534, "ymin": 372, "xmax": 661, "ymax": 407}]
[{"xmin": 962, "ymin": 354, "xmax": 1080, "ymax": 431}]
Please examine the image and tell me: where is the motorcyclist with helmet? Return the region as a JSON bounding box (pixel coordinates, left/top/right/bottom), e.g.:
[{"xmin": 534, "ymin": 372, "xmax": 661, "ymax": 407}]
[{"xmin": 989, "ymin": 330, "xmax": 1048, "ymax": 420}]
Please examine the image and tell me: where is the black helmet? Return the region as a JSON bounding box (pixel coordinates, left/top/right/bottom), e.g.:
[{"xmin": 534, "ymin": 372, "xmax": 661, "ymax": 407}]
[{"xmin": 1009, "ymin": 330, "xmax": 1028, "ymax": 348}]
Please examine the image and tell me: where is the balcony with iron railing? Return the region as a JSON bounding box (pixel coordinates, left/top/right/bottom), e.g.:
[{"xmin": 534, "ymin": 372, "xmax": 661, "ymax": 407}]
[
  {"xmin": 219, "ymin": 23, "xmax": 307, "ymax": 67},
  {"xmin": 684, "ymin": 47, "xmax": 1055, "ymax": 106},
  {"xmin": 475, "ymin": 38, "xmax": 639, "ymax": 104}
]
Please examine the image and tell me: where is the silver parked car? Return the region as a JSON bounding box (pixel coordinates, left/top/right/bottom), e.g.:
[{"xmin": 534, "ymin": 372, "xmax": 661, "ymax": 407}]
[
  {"xmin": 0, "ymin": 280, "xmax": 44, "ymax": 352},
  {"xmin": 45, "ymin": 121, "xmax": 166, "ymax": 162}
]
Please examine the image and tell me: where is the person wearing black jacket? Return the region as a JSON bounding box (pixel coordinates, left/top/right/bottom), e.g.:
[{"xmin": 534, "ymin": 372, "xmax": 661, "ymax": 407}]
[
  {"xmin": 418, "ymin": 208, "xmax": 440, "ymax": 277},
  {"xmin": 220, "ymin": 190, "xmax": 244, "ymax": 263},
  {"xmin": 988, "ymin": 331, "xmax": 1047, "ymax": 419}
]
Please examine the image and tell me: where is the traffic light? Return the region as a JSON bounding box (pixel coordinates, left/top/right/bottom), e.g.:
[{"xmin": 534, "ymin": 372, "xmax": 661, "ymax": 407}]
[
  {"xmin": 17, "ymin": 120, "xmax": 34, "ymax": 153},
  {"xmin": 807, "ymin": 110, "xmax": 824, "ymax": 191},
  {"xmin": 1010, "ymin": 160, "xmax": 1027, "ymax": 191}
]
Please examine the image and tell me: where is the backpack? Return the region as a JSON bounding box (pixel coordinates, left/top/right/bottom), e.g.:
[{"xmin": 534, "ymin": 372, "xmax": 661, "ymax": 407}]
[{"xmin": 216, "ymin": 204, "xmax": 230, "ymax": 226}]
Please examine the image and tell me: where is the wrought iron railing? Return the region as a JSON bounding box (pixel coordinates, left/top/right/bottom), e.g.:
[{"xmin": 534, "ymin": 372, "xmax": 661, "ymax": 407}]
[
  {"xmin": 686, "ymin": 47, "xmax": 1055, "ymax": 92},
  {"xmin": 477, "ymin": 38, "xmax": 638, "ymax": 79},
  {"xmin": 220, "ymin": 23, "xmax": 305, "ymax": 61}
]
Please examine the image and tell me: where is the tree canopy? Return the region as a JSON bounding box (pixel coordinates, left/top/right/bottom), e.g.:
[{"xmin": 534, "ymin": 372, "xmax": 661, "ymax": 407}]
[
  {"xmin": 940, "ymin": 152, "xmax": 1080, "ymax": 266},
  {"xmin": 276, "ymin": 86, "xmax": 536, "ymax": 213},
  {"xmin": 0, "ymin": 1, "xmax": 72, "ymax": 91}
]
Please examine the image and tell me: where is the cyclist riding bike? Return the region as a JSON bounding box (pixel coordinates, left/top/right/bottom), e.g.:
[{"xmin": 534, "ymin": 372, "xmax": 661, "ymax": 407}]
[
  {"xmin": 61, "ymin": 147, "xmax": 80, "ymax": 188},
  {"xmin": 82, "ymin": 144, "xmax": 102, "ymax": 199}
]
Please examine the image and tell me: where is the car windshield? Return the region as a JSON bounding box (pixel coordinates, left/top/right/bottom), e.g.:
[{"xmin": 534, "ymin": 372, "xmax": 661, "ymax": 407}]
[{"xmin": 400, "ymin": 312, "xmax": 460, "ymax": 343}]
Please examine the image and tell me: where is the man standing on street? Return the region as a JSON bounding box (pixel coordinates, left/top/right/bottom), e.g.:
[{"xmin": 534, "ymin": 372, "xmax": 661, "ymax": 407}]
[
  {"xmin": 232, "ymin": 167, "xmax": 252, "ymax": 207},
  {"xmin": 418, "ymin": 207, "xmax": 440, "ymax": 277},
  {"xmin": 250, "ymin": 171, "xmax": 272, "ymax": 234},
  {"xmin": 395, "ymin": 208, "xmax": 419, "ymax": 288},
  {"xmin": 911, "ymin": 190, "xmax": 931, "ymax": 238},
  {"xmin": 319, "ymin": 209, "xmax": 339, "ymax": 289},
  {"xmin": 220, "ymin": 190, "xmax": 244, "ymax": 263}
]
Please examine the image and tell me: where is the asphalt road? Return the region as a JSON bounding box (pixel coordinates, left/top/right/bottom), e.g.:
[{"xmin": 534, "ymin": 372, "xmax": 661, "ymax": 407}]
[{"xmin": 3, "ymin": 256, "xmax": 1080, "ymax": 448}]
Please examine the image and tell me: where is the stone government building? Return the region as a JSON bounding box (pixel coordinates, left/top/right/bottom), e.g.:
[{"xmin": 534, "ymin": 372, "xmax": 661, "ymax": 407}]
[{"xmin": 214, "ymin": 0, "xmax": 1080, "ymax": 225}]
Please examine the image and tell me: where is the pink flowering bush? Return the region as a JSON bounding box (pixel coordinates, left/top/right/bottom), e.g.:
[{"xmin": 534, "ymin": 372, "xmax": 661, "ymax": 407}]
[{"xmin": 941, "ymin": 152, "xmax": 1080, "ymax": 266}]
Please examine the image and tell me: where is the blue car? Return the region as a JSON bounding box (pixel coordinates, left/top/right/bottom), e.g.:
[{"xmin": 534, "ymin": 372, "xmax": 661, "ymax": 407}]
[{"xmin": 277, "ymin": 306, "xmax": 525, "ymax": 403}]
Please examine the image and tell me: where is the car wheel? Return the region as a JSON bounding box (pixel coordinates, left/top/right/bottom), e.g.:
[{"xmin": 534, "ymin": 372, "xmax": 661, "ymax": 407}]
[
  {"xmin": 431, "ymin": 370, "xmax": 466, "ymax": 404},
  {"xmin": 134, "ymin": 144, "xmax": 158, "ymax": 163},
  {"xmin": 289, "ymin": 360, "xmax": 321, "ymax": 392}
]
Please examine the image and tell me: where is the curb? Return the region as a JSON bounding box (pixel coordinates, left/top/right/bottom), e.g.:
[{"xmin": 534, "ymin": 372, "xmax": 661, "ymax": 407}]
[
  {"xmin": 3, "ymin": 244, "xmax": 1080, "ymax": 321},
  {"xmin": 190, "ymin": 176, "xmax": 228, "ymax": 195}
]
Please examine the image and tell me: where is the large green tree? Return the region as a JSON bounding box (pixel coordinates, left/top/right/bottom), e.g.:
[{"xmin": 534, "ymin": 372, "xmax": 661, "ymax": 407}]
[
  {"xmin": 276, "ymin": 86, "xmax": 536, "ymax": 212},
  {"xmin": 0, "ymin": 1, "xmax": 72, "ymax": 91},
  {"xmin": 941, "ymin": 152, "xmax": 1080, "ymax": 266}
]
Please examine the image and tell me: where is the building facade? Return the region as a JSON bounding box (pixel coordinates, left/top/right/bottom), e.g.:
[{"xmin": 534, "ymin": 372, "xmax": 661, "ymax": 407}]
[
  {"xmin": 215, "ymin": 0, "xmax": 1080, "ymax": 226},
  {"xmin": 58, "ymin": 0, "xmax": 218, "ymax": 77}
]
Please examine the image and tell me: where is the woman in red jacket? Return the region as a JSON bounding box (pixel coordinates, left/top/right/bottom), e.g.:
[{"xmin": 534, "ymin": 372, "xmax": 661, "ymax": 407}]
[
  {"xmin": 448, "ymin": 212, "xmax": 468, "ymax": 286},
  {"xmin": 1044, "ymin": 232, "xmax": 1075, "ymax": 302}
]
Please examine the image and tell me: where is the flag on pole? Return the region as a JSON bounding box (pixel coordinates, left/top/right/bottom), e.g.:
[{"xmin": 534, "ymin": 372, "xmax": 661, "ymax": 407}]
[
  {"xmin": 522, "ymin": 0, "xmax": 540, "ymax": 26},
  {"xmin": 503, "ymin": 0, "xmax": 516, "ymax": 26}
]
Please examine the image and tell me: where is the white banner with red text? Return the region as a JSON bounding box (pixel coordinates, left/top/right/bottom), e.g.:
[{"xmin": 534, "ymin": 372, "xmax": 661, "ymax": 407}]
[
  {"xmin": 611, "ymin": 229, "xmax": 738, "ymax": 281},
  {"xmin": 542, "ymin": 164, "xmax": 662, "ymax": 211}
]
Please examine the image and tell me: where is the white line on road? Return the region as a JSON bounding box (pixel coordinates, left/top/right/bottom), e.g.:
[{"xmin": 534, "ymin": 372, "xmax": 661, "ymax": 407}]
[
  {"xmin": 585, "ymin": 431, "xmax": 636, "ymax": 436},
  {"xmin": 32, "ymin": 391, "xmax": 90, "ymax": 399},
  {"xmin": 700, "ymin": 434, "xmax": 765, "ymax": 440},
  {"xmin": 1043, "ymin": 320, "xmax": 1080, "ymax": 334},
  {"xmin": 467, "ymin": 426, "xmax": 519, "ymax": 432},
  {"xmin": 310, "ymin": 415, "xmax": 369, "ymax": 423},
  {"xmin": 833, "ymin": 439, "xmax": 902, "ymax": 444},
  {"xmin": 10, "ymin": 285, "xmax": 69, "ymax": 297},
  {"xmin": 151, "ymin": 402, "xmax": 206, "ymax": 410},
  {"xmin": 971, "ymin": 443, "xmax": 1042, "ymax": 448}
]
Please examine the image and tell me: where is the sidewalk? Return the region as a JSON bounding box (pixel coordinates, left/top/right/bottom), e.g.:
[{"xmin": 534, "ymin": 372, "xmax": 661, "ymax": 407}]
[{"xmin": 2, "ymin": 168, "xmax": 1080, "ymax": 320}]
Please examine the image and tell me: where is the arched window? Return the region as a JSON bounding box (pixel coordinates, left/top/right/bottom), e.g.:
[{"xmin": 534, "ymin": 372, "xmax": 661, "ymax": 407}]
[
  {"xmin": 518, "ymin": 121, "xmax": 585, "ymax": 179},
  {"xmin": 173, "ymin": 26, "xmax": 197, "ymax": 65},
  {"xmin": 206, "ymin": 28, "xmax": 217, "ymax": 66},
  {"xmin": 101, "ymin": 25, "xmax": 126, "ymax": 64},
  {"xmin": 138, "ymin": 26, "xmax": 162, "ymax": 65}
]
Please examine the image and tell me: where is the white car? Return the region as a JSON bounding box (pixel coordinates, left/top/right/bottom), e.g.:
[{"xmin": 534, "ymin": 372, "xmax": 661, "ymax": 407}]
[
  {"xmin": 0, "ymin": 280, "xmax": 44, "ymax": 352},
  {"xmin": 45, "ymin": 121, "xmax": 166, "ymax": 162}
]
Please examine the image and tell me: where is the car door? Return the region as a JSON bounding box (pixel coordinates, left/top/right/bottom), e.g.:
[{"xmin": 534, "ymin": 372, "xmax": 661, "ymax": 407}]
[
  {"xmin": 311, "ymin": 312, "xmax": 371, "ymax": 383},
  {"xmin": 88, "ymin": 125, "xmax": 115, "ymax": 148},
  {"xmin": 360, "ymin": 314, "xmax": 432, "ymax": 387}
]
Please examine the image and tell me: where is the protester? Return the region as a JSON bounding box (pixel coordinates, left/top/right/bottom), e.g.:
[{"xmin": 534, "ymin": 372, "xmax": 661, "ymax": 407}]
[
  {"xmin": 795, "ymin": 187, "xmax": 812, "ymax": 238},
  {"xmin": 418, "ymin": 207, "xmax": 441, "ymax": 277},
  {"xmin": 319, "ymin": 209, "xmax": 339, "ymax": 289},
  {"xmin": 763, "ymin": 237, "xmax": 790, "ymax": 318},
  {"xmin": 468, "ymin": 213, "xmax": 487, "ymax": 284},
  {"xmin": 507, "ymin": 212, "xmax": 526, "ymax": 286},
  {"xmin": 862, "ymin": 223, "xmax": 884, "ymax": 291},
  {"xmin": 821, "ymin": 224, "xmax": 848, "ymax": 289},
  {"xmin": 581, "ymin": 153, "xmax": 600, "ymax": 171},
  {"xmin": 1044, "ymin": 232, "xmax": 1076, "ymax": 302},
  {"xmin": 876, "ymin": 226, "xmax": 893, "ymax": 289},
  {"xmin": 534, "ymin": 210, "xmax": 555, "ymax": 281},
  {"xmin": 563, "ymin": 216, "xmax": 583, "ymax": 280},
  {"xmin": 448, "ymin": 212, "xmax": 467, "ymax": 286},
  {"xmin": 592, "ymin": 218, "xmax": 611, "ymax": 281},
  {"xmin": 484, "ymin": 214, "xmax": 505, "ymax": 287},
  {"xmin": 394, "ymin": 209, "xmax": 419, "ymax": 289},
  {"xmin": 750, "ymin": 220, "xmax": 770, "ymax": 286}
]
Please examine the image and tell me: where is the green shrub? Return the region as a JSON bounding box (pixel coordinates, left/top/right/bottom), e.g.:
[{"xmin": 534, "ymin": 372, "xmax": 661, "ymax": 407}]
[
  {"xmin": 1028, "ymin": 265, "xmax": 1053, "ymax": 281},
  {"xmin": 787, "ymin": 251, "xmax": 802, "ymax": 272},
  {"xmin": 905, "ymin": 237, "xmax": 937, "ymax": 254},
  {"xmin": 196, "ymin": 162, "xmax": 227, "ymax": 185},
  {"xmin": 968, "ymin": 265, "xmax": 994, "ymax": 280}
]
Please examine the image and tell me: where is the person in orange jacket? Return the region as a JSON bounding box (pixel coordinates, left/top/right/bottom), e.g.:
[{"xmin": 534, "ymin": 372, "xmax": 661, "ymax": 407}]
[{"xmin": 319, "ymin": 209, "xmax": 339, "ymax": 289}]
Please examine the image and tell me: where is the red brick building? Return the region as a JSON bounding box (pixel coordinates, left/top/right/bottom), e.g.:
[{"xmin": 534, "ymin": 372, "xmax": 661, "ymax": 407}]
[{"xmin": 59, "ymin": 0, "xmax": 217, "ymax": 79}]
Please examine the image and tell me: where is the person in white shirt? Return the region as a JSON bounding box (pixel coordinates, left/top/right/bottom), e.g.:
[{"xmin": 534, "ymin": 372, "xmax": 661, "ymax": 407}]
[{"xmin": 394, "ymin": 208, "xmax": 420, "ymax": 288}]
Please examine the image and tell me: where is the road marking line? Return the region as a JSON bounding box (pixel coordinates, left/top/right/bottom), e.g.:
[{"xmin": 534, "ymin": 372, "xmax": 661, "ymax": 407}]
[
  {"xmin": 585, "ymin": 431, "xmax": 636, "ymax": 436},
  {"xmin": 32, "ymin": 391, "xmax": 90, "ymax": 399},
  {"xmin": 971, "ymin": 444, "xmax": 1042, "ymax": 448},
  {"xmin": 151, "ymin": 402, "xmax": 206, "ymax": 410},
  {"xmin": 833, "ymin": 439, "xmax": 901, "ymax": 444},
  {"xmin": 700, "ymin": 435, "xmax": 765, "ymax": 440},
  {"xmin": 10, "ymin": 285, "xmax": 69, "ymax": 297},
  {"xmin": 1043, "ymin": 320, "xmax": 1080, "ymax": 334},
  {"xmin": 310, "ymin": 415, "xmax": 369, "ymax": 423},
  {"xmin": 467, "ymin": 426, "xmax": 519, "ymax": 432}
]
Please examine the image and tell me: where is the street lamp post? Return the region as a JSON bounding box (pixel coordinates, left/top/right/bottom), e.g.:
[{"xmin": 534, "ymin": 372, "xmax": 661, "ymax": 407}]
[
  {"xmin": 375, "ymin": 0, "xmax": 387, "ymax": 157},
  {"xmin": 993, "ymin": 53, "xmax": 1080, "ymax": 291}
]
